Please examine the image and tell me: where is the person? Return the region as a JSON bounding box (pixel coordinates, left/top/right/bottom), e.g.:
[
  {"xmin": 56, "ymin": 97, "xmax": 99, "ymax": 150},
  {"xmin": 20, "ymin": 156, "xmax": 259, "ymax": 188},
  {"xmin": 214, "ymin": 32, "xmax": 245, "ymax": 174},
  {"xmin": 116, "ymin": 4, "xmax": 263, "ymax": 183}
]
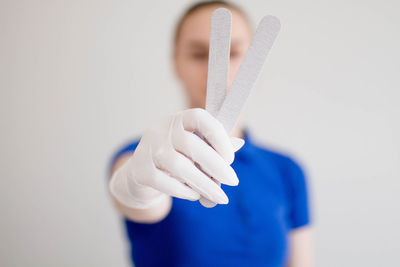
[{"xmin": 108, "ymin": 1, "xmax": 312, "ymax": 266}]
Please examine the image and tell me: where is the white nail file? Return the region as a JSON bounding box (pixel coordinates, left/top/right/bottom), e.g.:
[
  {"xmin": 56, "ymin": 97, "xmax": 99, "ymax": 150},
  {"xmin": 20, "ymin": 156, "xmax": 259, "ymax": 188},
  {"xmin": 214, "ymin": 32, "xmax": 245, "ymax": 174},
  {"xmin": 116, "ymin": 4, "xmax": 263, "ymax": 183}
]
[
  {"xmin": 205, "ymin": 8, "xmax": 232, "ymax": 117},
  {"xmin": 201, "ymin": 8, "xmax": 281, "ymax": 208},
  {"xmin": 200, "ymin": 8, "xmax": 232, "ymax": 208},
  {"xmin": 216, "ymin": 15, "xmax": 281, "ymax": 133}
]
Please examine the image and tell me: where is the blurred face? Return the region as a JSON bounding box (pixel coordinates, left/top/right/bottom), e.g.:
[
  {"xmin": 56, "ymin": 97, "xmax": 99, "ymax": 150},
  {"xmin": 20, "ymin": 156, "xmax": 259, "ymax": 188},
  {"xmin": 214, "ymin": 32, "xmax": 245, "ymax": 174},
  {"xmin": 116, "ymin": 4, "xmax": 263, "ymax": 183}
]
[{"xmin": 174, "ymin": 6, "xmax": 253, "ymax": 108}]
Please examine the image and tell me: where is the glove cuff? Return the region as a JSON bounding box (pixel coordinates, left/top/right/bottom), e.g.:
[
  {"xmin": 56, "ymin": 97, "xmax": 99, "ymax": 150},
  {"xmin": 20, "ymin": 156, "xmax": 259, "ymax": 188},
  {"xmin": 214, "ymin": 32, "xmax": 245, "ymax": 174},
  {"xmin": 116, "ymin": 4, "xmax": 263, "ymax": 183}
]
[{"xmin": 109, "ymin": 162, "xmax": 167, "ymax": 209}]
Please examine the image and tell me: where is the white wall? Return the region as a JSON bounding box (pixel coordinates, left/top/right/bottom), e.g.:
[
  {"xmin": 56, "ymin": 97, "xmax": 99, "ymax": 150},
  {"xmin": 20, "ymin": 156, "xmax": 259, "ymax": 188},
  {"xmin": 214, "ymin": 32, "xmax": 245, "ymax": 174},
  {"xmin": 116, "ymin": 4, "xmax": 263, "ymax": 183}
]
[{"xmin": 1, "ymin": 0, "xmax": 399, "ymax": 266}]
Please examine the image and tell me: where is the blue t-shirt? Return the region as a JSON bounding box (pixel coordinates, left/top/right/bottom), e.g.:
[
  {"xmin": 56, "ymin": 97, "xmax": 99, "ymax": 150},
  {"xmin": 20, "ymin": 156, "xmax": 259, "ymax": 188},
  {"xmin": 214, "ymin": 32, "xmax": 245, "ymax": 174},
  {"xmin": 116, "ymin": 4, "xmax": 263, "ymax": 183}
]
[{"xmin": 110, "ymin": 131, "xmax": 310, "ymax": 267}]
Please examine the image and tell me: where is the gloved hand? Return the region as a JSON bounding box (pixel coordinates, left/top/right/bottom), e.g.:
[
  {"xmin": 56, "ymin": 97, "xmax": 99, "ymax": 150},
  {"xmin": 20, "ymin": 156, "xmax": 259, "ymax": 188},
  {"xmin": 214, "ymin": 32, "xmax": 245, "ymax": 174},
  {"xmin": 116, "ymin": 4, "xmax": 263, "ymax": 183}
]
[{"xmin": 109, "ymin": 108, "xmax": 244, "ymax": 209}]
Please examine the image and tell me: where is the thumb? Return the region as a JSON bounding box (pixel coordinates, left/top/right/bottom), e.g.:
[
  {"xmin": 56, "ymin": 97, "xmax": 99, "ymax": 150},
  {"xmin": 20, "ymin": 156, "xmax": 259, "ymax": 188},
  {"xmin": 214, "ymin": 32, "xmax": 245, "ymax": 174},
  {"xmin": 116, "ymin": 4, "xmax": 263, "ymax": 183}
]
[{"xmin": 230, "ymin": 137, "xmax": 245, "ymax": 152}]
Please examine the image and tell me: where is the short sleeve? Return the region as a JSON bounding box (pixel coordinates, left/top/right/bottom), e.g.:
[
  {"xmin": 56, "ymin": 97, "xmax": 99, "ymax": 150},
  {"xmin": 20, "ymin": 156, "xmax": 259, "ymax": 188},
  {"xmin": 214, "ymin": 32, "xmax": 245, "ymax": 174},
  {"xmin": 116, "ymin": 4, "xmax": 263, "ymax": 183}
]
[{"xmin": 284, "ymin": 158, "xmax": 311, "ymax": 229}]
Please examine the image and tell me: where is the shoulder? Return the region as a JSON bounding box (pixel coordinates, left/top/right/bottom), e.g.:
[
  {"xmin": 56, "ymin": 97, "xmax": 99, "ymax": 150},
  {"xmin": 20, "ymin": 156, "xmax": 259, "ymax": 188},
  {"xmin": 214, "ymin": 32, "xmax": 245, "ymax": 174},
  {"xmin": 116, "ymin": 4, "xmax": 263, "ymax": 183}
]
[
  {"xmin": 250, "ymin": 139, "xmax": 306, "ymax": 179},
  {"xmin": 247, "ymin": 138, "xmax": 308, "ymax": 201}
]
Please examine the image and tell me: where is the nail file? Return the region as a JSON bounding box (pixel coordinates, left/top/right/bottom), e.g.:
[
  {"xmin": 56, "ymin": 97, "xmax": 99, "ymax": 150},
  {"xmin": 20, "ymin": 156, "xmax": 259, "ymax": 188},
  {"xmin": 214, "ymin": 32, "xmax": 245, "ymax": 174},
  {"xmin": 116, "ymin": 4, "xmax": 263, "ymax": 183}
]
[
  {"xmin": 216, "ymin": 15, "xmax": 281, "ymax": 133},
  {"xmin": 205, "ymin": 8, "xmax": 231, "ymax": 117},
  {"xmin": 201, "ymin": 8, "xmax": 232, "ymax": 208},
  {"xmin": 200, "ymin": 8, "xmax": 281, "ymax": 208}
]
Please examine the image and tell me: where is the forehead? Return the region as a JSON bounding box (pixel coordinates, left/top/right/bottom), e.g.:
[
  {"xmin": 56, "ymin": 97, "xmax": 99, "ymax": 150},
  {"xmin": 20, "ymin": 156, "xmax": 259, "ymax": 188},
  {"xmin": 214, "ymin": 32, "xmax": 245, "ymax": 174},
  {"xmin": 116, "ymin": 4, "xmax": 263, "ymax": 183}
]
[{"xmin": 177, "ymin": 6, "xmax": 252, "ymax": 45}]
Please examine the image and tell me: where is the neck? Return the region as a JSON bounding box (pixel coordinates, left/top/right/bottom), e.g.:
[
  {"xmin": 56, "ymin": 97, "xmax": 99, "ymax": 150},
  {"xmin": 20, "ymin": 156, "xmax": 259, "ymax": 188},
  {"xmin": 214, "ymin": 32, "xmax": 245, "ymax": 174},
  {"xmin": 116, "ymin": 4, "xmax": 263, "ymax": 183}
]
[{"xmin": 231, "ymin": 124, "xmax": 244, "ymax": 138}]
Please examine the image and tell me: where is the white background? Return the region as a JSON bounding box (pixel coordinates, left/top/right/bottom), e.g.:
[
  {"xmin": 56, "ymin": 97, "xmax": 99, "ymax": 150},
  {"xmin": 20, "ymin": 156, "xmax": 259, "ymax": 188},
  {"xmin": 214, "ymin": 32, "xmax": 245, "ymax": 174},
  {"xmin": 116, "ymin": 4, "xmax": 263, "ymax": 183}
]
[{"xmin": 1, "ymin": 0, "xmax": 399, "ymax": 266}]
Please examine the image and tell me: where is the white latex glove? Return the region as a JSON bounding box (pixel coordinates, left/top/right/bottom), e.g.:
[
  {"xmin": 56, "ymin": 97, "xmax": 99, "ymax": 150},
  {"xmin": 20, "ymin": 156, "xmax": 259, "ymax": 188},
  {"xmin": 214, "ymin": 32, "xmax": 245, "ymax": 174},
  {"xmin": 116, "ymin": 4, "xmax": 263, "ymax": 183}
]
[{"xmin": 109, "ymin": 108, "xmax": 244, "ymax": 209}]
